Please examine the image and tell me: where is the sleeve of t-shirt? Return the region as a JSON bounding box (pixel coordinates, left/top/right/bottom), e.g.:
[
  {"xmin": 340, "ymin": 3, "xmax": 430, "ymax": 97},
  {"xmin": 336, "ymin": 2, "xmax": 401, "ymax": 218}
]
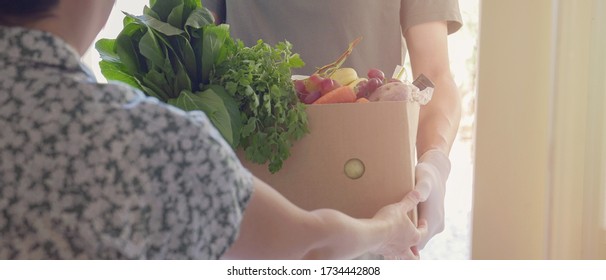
[
  {"xmin": 203, "ymin": 0, "xmax": 226, "ymax": 23},
  {"xmin": 400, "ymin": 0, "xmax": 463, "ymax": 35}
]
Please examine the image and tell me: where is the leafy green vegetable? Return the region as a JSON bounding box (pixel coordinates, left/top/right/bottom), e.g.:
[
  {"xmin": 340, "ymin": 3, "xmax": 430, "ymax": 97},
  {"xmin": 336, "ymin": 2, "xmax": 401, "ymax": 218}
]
[
  {"xmin": 96, "ymin": 0, "xmax": 308, "ymax": 173},
  {"xmin": 211, "ymin": 40, "xmax": 308, "ymax": 173},
  {"xmin": 96, "ymin": 1, "xmax": 237, "ymax": 146},
  {"xmin": 168, "ymin": 88, "xmax": 237, "ymax": 145}
]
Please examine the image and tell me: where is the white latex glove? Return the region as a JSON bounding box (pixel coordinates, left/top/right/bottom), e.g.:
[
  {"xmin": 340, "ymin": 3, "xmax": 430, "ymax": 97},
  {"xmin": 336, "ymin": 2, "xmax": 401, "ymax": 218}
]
[{"xmin": 414, "ymin": 149, "xmax": 451, "ymax": 250}]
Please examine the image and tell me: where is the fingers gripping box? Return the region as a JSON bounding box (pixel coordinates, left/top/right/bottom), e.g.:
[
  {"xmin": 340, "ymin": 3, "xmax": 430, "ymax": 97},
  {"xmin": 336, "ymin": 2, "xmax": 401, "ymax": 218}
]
[{"xmin": 239, "ymin": 101, "xmax": 419, "ymax": 221}]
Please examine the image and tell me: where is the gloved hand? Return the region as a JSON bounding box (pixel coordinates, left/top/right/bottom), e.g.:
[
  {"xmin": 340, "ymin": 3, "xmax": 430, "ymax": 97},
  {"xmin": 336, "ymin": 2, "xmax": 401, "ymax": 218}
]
[
  {"xmin": 371, "ymin": 190, "xmax": 428, "ymax": 260},
  {"xmin": 414, "ymin": 149, "xmax": 451, "ymax": 250}
]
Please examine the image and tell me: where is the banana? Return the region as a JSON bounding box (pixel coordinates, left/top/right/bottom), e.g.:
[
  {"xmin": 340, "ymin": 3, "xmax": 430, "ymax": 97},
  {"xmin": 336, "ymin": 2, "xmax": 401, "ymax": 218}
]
[
  {"xmin": 329, "ymin": 68, "xmax": 359, "ymax": 86},
  {"xmin": 347, "ymin": 77, "xmax": 368, "ymax": 89}
]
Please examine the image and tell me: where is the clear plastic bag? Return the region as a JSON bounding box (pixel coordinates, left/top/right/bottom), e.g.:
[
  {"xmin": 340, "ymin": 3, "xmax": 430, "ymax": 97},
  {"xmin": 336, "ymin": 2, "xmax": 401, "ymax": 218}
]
[{"xmin": 391, "ymin": 65, "xmax": 434, "ymax": 105}]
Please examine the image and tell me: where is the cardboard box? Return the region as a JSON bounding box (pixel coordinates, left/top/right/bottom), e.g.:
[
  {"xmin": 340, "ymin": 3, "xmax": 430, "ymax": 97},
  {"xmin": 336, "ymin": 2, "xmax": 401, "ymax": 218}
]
[{"xmin": 239, "ymin": 101, "xmax": 419, "ymax": 220}]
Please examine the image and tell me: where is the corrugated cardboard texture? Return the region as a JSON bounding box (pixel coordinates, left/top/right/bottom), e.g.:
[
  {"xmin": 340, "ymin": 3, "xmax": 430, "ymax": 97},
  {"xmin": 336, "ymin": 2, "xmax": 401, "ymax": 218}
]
[{"xmin": 239, "ymin": 101, "xmax": 419, "ymax": 220}]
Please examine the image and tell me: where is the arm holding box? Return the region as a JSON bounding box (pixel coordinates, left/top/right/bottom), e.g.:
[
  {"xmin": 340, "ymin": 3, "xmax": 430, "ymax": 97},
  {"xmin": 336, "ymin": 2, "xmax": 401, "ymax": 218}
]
[
  {"xmin": 404, "ymin": 20, "xmax": 461, "ymax": 249},
  {"xmin": 223, "ymin": 176, "xmax": 427, "ymax": 260}
]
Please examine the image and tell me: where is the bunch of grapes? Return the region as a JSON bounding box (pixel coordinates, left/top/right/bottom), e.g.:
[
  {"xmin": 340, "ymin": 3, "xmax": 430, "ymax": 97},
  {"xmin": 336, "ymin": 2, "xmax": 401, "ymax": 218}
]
[
  {"xmin": 354, "ymin": 68, "xmax": 388, "ymax": 99},
  {"xmin": 293, "ymin": 75, "xmax": 341, "ymax": 104}
]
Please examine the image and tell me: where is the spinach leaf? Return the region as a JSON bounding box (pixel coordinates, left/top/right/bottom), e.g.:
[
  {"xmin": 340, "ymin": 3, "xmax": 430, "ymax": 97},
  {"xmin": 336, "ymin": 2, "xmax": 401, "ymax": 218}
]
[
  {"xmin": 200, "ymin": 24, "xmax": 230, "ymax": 84},
  {"xmin": 168, "ymin": 89, "xmax": 236, "ymax": 146},
  {"xmin": 185, "ymin": 7, "xmax": 214, "ymax": 31},
  {"xmin": 115, "ymin": 23, "xmax": 147, "ymax": 74},
  {"xmin": 172, "ymin": 52, "xmax": 193, "ymax": 95},
  {"xmin": 138, "ymin": 29, "xmax": 166, "ymax": 69},
  {"xmin": 150, "ymin": 0, "xmax": 183, "ymax": 22},
  {"xmin": 167, "ymin": 3, "xmax": 184, "ymax": 28},
  {"xmin": 95, "ymin": 39, "xmax": 121, "ymax": 64},
  {"xmin": 203, "ymin": 84, "xmax": 241, "ymax": 148},
  {"xmin": 141, "ymin": 69, "xmax": 171, "ymax": 100},
  {"xmin": 98, "ymin": 60, "xmax": 142, "ymax": 91},
  {"xmin": 172, "ymin": 35, "xmax": 198, "ymax": 86},
  {"xmin": 124, "ymin": 12, "xmax": 184, "ymax": 36}
]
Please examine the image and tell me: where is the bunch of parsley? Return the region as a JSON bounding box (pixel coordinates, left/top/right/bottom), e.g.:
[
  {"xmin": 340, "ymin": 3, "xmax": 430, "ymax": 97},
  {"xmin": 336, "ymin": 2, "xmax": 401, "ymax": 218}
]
[
  {"xmin": 212, "ymin": 40, "xmax": 308, "ymax": 173},
  {"xmin": 95, "ymin": 0, "xmax": 308, "ymax": 173}
]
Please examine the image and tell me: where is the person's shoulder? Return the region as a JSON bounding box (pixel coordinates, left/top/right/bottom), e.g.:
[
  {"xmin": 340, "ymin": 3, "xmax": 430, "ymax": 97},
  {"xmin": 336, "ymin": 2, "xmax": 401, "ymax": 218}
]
[
  {"xmin": 80, "ymin": 80, "xmax": 145, "ymax": 104},
  {"xmin": 96, "ymin": 81, "xmax": 215, "ymax": 130}
]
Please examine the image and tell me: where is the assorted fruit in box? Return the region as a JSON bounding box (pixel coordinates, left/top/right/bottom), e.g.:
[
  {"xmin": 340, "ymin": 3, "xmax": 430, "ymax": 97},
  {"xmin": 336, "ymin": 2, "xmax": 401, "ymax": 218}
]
[{"xmin": 293, "ymin": 37, "xmax": 434, "ymax": 106}]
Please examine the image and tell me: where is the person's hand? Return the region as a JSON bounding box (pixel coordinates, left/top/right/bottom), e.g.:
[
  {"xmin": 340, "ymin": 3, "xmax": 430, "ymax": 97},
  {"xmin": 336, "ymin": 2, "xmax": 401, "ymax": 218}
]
[
  {"xmin": 414, "ymin": 149, "xmax": 451, "ymax": 250},
  {"xmin": 371, "ymin": 190, "xmax": 428, "ymax": 260}
]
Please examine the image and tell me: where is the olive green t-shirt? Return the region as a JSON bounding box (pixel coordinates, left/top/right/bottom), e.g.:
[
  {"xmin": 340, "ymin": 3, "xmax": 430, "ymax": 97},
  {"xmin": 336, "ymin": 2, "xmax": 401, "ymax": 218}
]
[{"xmin": 205, "ymin": 0, "xmax": 462, "ymax": 75}]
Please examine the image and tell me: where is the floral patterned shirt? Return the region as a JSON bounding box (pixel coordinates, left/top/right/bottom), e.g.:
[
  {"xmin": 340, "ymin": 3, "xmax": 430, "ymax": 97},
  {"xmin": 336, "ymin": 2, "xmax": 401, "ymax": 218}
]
[{"xmin": 0, "ymin": 26, "xmax": 253, "ymax": 259}]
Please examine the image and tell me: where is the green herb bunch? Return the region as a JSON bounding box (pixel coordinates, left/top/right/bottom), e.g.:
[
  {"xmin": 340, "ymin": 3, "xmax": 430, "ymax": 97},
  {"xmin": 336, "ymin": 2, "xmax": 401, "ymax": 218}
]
[
  {"xmin": 95, "ymin": 0, "xmax": 308, "ymax": 173},
  {"xmin": 212, "ymin": 40, "xmax": 308, "ymax": 173}
]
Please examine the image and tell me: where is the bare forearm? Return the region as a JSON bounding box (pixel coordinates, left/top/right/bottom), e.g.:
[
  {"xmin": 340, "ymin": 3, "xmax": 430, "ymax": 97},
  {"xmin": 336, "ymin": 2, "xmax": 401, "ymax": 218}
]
[
  {"xmin": 223, "ymin": 177, "xmax": 388, "ymax": 259},
  {"xmin": 404, "ymin": 21, "xmax": 461, "ymax": 157},
  {"xmin": 303, "ymin": 209, "xmax": 388, "ymax": 259},
  {"xmin": 416, "ymin": 73, "xmax": 461, "ymax": 156}
]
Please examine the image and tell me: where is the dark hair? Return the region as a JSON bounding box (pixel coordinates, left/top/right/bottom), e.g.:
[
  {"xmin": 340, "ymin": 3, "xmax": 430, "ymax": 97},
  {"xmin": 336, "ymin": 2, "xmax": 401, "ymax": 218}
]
[{"xmin": 0, "ymin": 0, "xmax": 59, "ymax": 24}]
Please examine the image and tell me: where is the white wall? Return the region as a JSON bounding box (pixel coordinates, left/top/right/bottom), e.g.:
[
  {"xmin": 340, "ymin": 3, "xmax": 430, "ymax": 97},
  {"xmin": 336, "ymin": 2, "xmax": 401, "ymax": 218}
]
[{"xmin": 472, "ymin": 0, "xmax": 606, "ymax": 259}]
